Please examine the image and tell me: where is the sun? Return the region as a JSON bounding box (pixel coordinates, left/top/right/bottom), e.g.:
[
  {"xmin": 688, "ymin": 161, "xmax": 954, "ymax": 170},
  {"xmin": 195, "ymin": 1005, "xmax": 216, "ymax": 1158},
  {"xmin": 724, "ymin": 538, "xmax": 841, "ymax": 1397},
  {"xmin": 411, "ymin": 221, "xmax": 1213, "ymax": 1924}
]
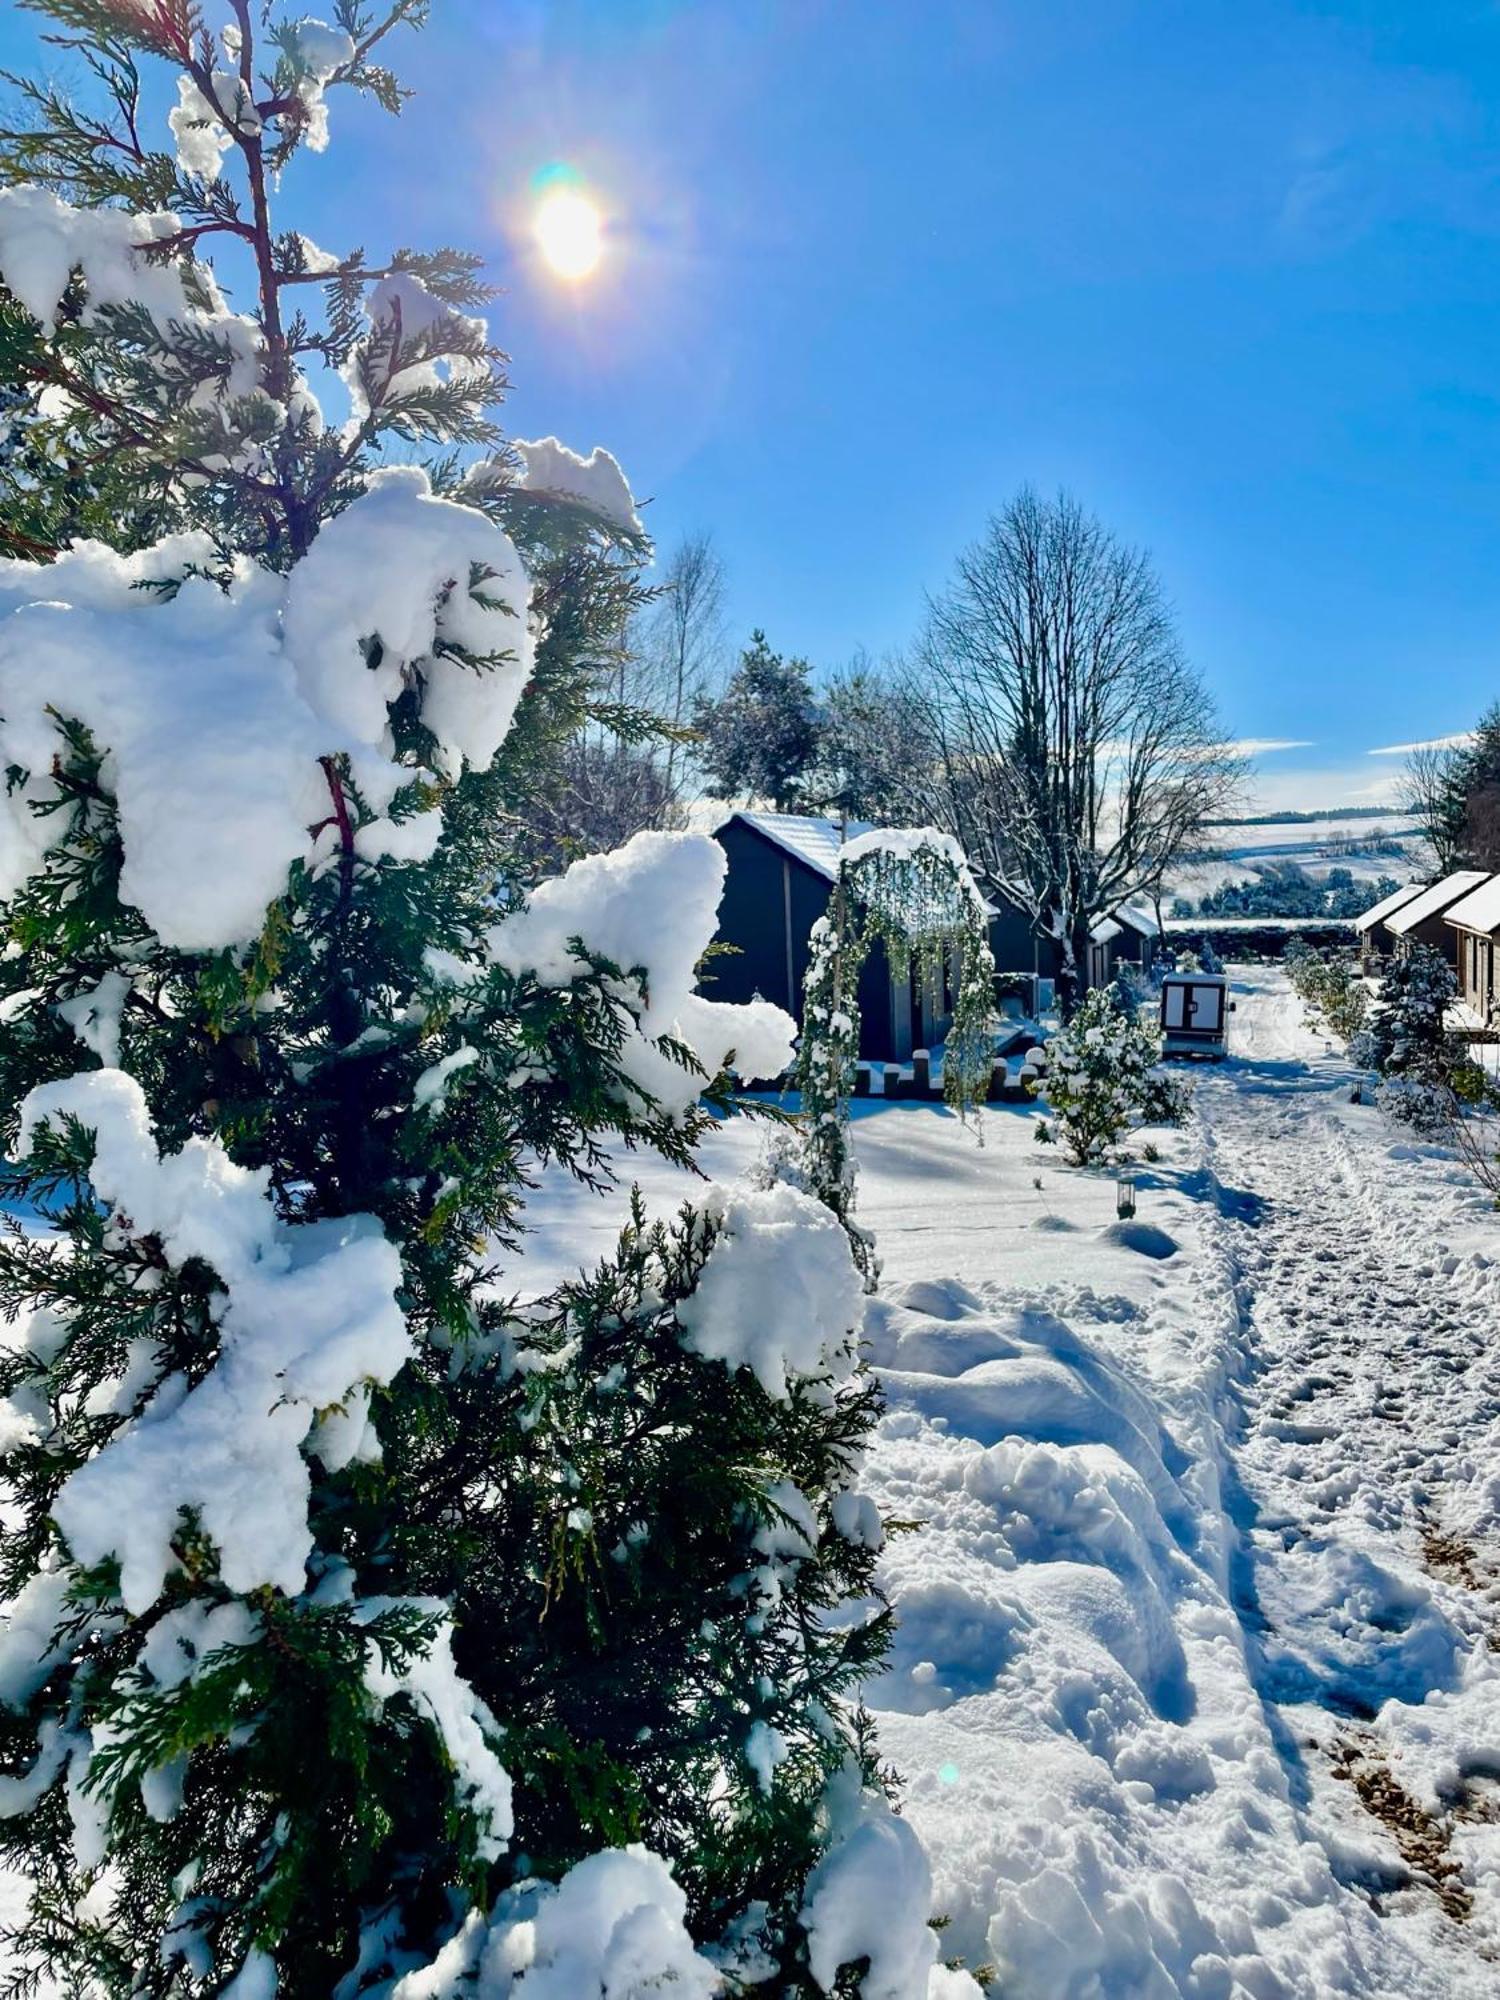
[{"xmin": 534, "ymin": 189, "xmax": 603, "ymax": 281}]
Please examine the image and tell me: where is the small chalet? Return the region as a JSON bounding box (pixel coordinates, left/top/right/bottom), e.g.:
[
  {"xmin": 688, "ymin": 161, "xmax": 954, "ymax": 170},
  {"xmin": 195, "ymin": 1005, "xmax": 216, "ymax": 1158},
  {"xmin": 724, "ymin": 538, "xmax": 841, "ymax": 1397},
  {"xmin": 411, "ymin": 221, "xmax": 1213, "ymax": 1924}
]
[
  {"xmin": 710, "ymin": 811, "xmax": 1042, "ymax": 1063},
  {"xmin": 1381, "ymin": 870, "xmax": 1489, "ymax": 968},
  {"xmin": 1089, "ymin": 905, "xmax": 1160, "ymax": 988},
  {"xmin": 1353, "ymin": 879, "xmax": 1427, "ymax": 967},
  {"xmin": 1444, "ymin": 876, "xmax": 1500, "ymax": 1018},
  {"xmin": 710, "ymin": 812, "xmax": 934, "ymax": 1063}
]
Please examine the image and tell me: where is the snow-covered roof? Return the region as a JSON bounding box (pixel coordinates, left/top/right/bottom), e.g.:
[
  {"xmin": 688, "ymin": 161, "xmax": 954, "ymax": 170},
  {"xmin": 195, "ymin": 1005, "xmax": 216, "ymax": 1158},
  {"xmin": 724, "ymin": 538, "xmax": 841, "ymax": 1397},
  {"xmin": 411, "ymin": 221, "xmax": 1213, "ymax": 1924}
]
[
  {"xmin": 1353, "ymin": 879, "xmax": 1427, "ymax": 932},
  {"xmin": 1090, "ymin": 915, "xmax": 1121, "ymax": 944},
  {"xmin": 729, "ymin": 811, "xmax": 1005, "ymax": 917},
  {"xmin": 1442, "ymin": 873, "xmax": 1500, "ymax": 936},
  {"xmin": 731, "ymin": 811, "xmax": 872, "ymax": 882},
  {"xmin": 1384, "ymin": 870, "xmax": 1490, "ymax": 936},
  {"xmin": 1105, "ymin": 904, "xmax": 1159, "ymax": 938}
]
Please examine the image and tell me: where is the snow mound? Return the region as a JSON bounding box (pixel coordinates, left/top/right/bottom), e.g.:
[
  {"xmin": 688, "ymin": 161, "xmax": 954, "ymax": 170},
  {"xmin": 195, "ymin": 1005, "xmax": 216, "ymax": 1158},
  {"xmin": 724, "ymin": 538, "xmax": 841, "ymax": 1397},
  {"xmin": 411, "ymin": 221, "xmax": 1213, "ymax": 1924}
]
[
  {"xmin": 1099, "ymin": 1219, "xmax": 1180, "ymax": 1260},
  {"xmin": 858, "ymin": 1272, "xmax": 1459, "ymax": 1998}
]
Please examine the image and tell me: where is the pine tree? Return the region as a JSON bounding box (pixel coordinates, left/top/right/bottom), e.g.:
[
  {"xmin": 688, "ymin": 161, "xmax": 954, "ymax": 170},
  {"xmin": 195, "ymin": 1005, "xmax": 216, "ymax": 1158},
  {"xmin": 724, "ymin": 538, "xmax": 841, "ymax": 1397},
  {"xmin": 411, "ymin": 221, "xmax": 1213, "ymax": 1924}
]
[
  {"xmin": 693, "ymin": 630, "xmax": 823, "ymax": 812},
  {"xmin": 0, "ymin": 8, "xmax": 940, "ymax": 1995}
]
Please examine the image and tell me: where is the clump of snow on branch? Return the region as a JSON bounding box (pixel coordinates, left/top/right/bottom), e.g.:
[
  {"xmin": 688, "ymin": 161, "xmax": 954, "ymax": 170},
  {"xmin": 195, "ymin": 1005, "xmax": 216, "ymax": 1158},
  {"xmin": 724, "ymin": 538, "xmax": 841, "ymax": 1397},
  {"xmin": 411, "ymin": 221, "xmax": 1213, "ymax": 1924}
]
[
  {"xmin": 0, "ymin": 467, "xmax": 536, "ymax": 950},
  {"xmin": 677, "ymin": 1183, "xmax": 865, "ymax": 1398},
  {"xmin": 277, "ymin": 18, "xmax": 357, "ymax": 151},
  {"xmin": 348, "ymin": 273, "xmax": 491, "ymax": 417},
  {"xmin": 483, "ymin": 831, "xmax": 795, "ymax": 1115},
  {"xmin": 381, "ymin": 1844, "xmax": 720, "ymax": 1997},
  {"xmin": 18, "ymin": 1070, "xmax": 408, "ymax": 1612},
  {"xmin": 169, "ymin": 70, "xmax": 261, "ymax": 179},
  {"xmin": 0, "ymin": 184, "xmax": 258, "ymax": 390},
  {"xmin": 512, "ymin": 436, "xmax": 643, "ymax": 536},
  {"xmin": 800, "ymin": 1760, "xmax": 983, "ymax": 2000},
  {"xmin": 283, "ymin": 464, "xmax": 533, "ymax": 789},
  {"xmin": 359, "ymin": 1601, "xmax": 512, "ymax": 1863},
  {"xmin": 0, "ymin": 544, "xmax": 320, "ymax": 949}
]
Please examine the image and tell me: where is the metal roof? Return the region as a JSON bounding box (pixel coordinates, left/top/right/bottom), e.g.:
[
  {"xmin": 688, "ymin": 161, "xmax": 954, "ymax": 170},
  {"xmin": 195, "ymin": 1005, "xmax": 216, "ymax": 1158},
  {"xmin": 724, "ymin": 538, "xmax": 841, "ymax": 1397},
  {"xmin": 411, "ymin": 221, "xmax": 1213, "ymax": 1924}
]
[
  {"xmin": 728, "ymin": 811, "xmax": 1007, "ymax": 917},
  {"xmin": 1352, "ymin": 879, "xmax": 1427, "ymax": 932},
  {"xmin": 1442, "ymin": 874, "xmax": 1500, "ymax": 937},
  {"xmin": 1384, "ymin": 870, "xmax": 1491, "ymax": 936},
  {"xmin": 732, "ymin": 811, "xmax": 872, "ymax": 881}
]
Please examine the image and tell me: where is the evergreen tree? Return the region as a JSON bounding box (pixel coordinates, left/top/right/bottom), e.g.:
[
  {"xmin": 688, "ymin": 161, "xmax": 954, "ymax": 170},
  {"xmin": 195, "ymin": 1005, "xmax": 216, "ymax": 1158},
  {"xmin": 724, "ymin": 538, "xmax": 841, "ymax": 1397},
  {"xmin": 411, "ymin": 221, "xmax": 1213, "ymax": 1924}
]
[
  {"xmin": 1459, "ymin": 702, "xmax": 1500, "ymax": 869},
  {"xmin": 0, "ymin": 8, "xmax": 942, "ymax": 1995},
  {"xmin": 693, "ymin": 630, "xmax": 823, "ymax": 812},
  {"xmin": 1031, "ymin": 987, "xmax": 1187, "ymax": 1165},
  {"xmin": 1349, "ymin": 942, "xmax": 1488, "ymax": 1131}
]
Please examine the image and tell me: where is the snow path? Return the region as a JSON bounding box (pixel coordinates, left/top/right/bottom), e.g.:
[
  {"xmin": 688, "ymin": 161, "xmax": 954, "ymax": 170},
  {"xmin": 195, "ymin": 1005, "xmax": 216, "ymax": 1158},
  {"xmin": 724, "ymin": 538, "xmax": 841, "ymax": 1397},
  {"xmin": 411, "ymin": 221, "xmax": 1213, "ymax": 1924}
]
[
  {"xmin": 1196, "ymin": 975, "xmax": 1500, "ymax": 1968},
  {"xmin": 859, "ymin": 968, "xmax": 1500, "ymax": 1995}
]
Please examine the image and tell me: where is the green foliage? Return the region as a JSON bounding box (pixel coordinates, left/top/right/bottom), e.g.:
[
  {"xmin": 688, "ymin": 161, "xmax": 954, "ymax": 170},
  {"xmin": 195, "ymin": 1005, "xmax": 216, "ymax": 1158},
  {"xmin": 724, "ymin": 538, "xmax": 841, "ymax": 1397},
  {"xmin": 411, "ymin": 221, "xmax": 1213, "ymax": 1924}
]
[
  {"xmin": 0, "ymin": 5, "xmax": 893, "ymax": 1995},
  {"xmin": 1285, "ymin": 941, "xmax": 1368, "ymax": 1046},
  {"xmin": 693, "ymin": 629, "xmax": 822, "ymax": 812},
  {"xmin": 1030, "ymin": 985, "xmax": 1187, "ymax": 1166},
  {"xmin": 1350, "ymin": 942, "xmax": 1496, "ymax": 1134}
]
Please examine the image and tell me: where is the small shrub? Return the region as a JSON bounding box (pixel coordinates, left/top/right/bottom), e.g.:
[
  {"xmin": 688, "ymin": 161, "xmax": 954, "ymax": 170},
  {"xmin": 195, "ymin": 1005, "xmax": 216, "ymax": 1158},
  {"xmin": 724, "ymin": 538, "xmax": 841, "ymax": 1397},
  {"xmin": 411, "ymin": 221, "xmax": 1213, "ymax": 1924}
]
[
  {"xmin": 1030, "ymin": 986, "xmax": 1189, "ymax": 1165},
  {"xmin": 1288, "ymin": 945, "xmax": 1367, "ymax": 1045}
]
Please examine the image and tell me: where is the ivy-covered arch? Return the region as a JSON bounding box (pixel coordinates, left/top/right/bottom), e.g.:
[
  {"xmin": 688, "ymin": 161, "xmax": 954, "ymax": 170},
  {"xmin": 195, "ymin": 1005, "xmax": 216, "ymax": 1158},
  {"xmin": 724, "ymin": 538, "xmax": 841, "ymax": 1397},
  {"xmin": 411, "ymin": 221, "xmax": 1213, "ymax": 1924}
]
[{"xmin": 797, "ymin": 829, "xmax": 996, "ymax": 1279}]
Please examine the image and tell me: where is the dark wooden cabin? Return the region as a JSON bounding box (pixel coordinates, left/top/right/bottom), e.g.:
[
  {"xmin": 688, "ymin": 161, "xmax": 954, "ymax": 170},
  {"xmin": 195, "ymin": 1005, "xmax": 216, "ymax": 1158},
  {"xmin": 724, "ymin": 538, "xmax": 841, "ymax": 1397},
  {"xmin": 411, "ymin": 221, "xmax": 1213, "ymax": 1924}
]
[
  {"xmin": 709, "ymin": 812, "xmax": 952, "ymax": 1062},
  {"xmin": 1089, "ymin": 905, "xmax": 1160, "ymax": 987}
]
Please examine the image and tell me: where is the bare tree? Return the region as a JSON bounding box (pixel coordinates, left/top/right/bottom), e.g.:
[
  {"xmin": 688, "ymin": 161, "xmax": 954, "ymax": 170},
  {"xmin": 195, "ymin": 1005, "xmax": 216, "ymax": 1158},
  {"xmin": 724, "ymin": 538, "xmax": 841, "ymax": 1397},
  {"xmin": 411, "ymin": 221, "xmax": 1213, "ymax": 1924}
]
[
  {"xmin": 916, "ymin": 489, "xmax": 1242, "ymax": 1012},
  {"xmin": 812, "ymin": 651, "xmax": 936, "ymax": 821},
  {"xmin": 534, "ymin": 532, "xmax": 727, "ymax": 861},
  {"xmin": 1403, "ymin": 741, "xmax": 1468, "ymax": 874},
  {"xmin": 634, "ymin": 530, "xmax": 728, "ymax": 803}
]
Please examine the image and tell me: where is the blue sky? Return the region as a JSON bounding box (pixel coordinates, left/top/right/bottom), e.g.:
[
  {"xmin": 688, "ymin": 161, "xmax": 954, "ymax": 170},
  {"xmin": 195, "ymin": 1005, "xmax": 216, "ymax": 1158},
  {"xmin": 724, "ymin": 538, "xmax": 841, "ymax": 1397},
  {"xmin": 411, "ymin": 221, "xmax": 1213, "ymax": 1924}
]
[{"xmin": 6, "ymin": 0, "xmax": 1500, "ymax": 809}]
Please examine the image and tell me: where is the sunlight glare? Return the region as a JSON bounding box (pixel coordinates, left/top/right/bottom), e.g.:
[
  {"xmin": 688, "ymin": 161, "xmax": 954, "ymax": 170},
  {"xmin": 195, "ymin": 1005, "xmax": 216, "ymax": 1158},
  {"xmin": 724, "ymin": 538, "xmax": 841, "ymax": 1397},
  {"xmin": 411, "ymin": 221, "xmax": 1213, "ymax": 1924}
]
[{"xmin": 535, "ymin": 189, "xmax": 603, "ymax": 281}]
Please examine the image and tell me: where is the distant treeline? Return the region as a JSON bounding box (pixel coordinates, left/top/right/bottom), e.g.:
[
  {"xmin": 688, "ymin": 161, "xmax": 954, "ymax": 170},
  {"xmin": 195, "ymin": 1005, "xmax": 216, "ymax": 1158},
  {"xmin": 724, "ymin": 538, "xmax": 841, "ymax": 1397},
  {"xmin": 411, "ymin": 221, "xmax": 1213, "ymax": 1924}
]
[
  {"xmin": 1203, "ymin": 806, "xmax": 1416, "ymax": 828},
  {"xmin": 1175, "ymin": 864, "xmax": 1400, "ymax": 920}
]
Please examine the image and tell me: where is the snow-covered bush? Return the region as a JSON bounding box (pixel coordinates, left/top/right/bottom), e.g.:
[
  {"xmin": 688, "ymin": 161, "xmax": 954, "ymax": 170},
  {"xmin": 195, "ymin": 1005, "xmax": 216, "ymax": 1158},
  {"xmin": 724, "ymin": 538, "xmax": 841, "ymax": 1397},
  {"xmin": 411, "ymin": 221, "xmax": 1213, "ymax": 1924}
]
[
  {"xmin": 1349, "ymin": 945, "xmax": 1468, "ymax": 1132},
  {"xmin": 1030, "ymin": 987, "xmax": 1188, "ymax": 1165},
  {"xmin": 0, "ymin": 9, "xmax": 923, "ymax": 1995},
  {"xmin": 1287, "ymin": 944, "xmax": 1368, "ymax": 1045},
  {"xmin": 1350, "ymin": 943, "xmax": 1498, "ymax": 1135}
]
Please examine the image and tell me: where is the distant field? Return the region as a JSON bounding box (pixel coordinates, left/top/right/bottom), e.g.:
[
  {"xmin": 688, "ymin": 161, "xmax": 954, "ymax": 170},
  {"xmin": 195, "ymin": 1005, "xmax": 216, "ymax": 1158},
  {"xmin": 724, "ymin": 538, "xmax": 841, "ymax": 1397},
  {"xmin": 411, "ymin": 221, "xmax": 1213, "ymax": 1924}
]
[{"xmin": 1164, "ymin": 810, "xmax": 1430, "ymax": 911}]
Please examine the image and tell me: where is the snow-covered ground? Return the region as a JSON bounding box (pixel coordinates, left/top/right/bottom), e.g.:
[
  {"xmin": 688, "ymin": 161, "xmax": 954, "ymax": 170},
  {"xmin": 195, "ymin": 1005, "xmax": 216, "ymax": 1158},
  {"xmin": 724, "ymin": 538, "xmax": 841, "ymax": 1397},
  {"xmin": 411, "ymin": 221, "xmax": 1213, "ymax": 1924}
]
[
  {"xmin": 511, "ymin": 968, "xmax": 1500, "ymax": 1995},
  {"xmin": 7, "ymin": 968, "xmax": 1500, "ymax": 1996},
  {"xmin": 856, "ymin": 973, "xmax": 1500, "ymax": 1997}
]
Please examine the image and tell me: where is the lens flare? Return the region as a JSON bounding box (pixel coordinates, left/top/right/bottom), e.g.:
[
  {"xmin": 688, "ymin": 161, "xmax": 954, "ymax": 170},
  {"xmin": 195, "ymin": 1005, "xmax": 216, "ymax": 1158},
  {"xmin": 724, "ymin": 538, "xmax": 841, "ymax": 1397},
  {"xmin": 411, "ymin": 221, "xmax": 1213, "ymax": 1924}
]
[{"xmin": 535, "ymin": 189, "xmax": 603, "ymax": 281}]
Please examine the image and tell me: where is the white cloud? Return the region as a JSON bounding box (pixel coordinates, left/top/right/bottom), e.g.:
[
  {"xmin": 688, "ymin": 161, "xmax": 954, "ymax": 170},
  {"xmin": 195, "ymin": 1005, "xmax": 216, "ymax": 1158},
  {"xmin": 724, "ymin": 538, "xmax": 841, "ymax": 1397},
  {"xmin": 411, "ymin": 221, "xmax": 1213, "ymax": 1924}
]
[
  {"xmin": 1366, "ymin": 732, "xmax": 1474, "ymax": 757},
  {"xmin": 1246, "ymin": 762, "xmax": 1406, "ymax": 815},
  {"xmin": 1230, "ymin": 738, "xmax": 1315, "ymax": 757}
]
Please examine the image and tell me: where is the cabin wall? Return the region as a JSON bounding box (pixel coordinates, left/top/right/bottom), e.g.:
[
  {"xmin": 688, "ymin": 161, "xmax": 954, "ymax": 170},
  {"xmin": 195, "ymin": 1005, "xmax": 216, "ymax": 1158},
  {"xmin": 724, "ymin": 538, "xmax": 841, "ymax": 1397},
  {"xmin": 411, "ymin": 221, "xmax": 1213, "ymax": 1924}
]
[
  {"xmin": 709, "ymin": 820, "xmax": 906, "ymax": 1064},
  {"xmin": 1455, "ymin": 927, "xmax": 1498, "ymax": 1014},
  {"xmin": 1396, "ymin": 913, "xmax": 1463, "ymax": 966}
]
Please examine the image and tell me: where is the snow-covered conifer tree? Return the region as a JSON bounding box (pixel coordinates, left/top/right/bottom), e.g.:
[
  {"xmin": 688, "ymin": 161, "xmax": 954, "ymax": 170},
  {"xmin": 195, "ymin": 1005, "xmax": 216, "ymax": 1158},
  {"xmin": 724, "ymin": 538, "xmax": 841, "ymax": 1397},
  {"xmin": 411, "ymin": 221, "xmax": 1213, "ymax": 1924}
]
[{"xmin": 0, "ymin": 8, "xmax": 946, "ymax": 1994}]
